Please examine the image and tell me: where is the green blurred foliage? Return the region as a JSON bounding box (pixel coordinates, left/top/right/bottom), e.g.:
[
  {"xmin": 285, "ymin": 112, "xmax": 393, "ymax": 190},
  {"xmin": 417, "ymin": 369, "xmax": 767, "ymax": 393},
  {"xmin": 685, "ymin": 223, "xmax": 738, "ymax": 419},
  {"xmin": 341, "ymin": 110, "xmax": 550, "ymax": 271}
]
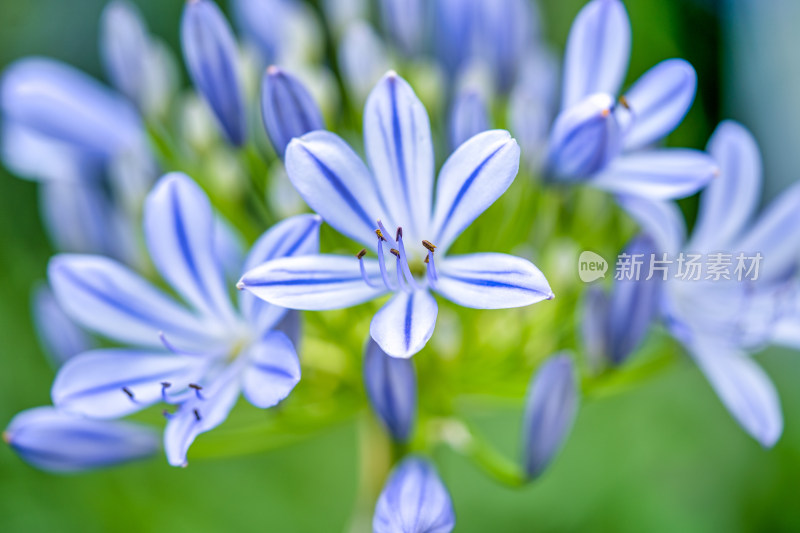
[{"xmin": 0, "ymin": 1, "xmax": 798, "ymax": 532}]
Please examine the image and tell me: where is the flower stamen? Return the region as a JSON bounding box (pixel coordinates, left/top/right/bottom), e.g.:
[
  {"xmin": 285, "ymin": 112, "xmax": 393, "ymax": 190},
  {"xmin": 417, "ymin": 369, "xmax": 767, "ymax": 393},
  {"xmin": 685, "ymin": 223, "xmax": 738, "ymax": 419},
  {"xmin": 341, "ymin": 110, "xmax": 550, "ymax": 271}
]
[
  {"xmin": 395, "ymin": 228, "xmax": 419, "ymax": 290},
  {"xmin": 193, "ymin": 408, "xmax": 202, "ymax": 422},
  {"xmin": 189, "ymin": 383, "xmax": 205, "ymax": 400},
  {"xmin": 376, "ymin": 232, "xmax": 396, "ymax": 291},
  {"xmin": 357, "ymin": 249, "xmax": 381, "ymax": 288}
]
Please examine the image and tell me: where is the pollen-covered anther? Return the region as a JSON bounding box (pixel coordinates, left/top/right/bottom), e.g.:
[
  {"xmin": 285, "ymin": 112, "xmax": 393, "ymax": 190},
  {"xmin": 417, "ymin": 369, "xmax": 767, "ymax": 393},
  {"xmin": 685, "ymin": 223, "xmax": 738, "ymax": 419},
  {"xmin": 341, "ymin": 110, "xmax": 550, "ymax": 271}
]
[
  {"xmin": 619, "ymin": 95, "xmax": 630, "ymax": 110},
  {"xmin": 422, "ymin": 240, "xmax": 436, "ymax": 252},
  {"xmin": 357, "ymin": 249, "xmax": 367, "ymax": 259},
  {"xmin": 390, "ymin": 248, "xmax": 401, "ymax": 258},
  {"xmin": 375, "ymin": 228, "xmax": 387, "ymax": 242}
]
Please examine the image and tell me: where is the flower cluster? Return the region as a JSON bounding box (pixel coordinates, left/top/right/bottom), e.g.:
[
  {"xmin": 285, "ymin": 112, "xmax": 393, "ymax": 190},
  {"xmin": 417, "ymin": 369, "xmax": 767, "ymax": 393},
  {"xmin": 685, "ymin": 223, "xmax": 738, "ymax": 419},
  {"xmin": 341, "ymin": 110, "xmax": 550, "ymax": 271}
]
[{"xmin": 3, "ymin": 0, "xmax": 800, "ymax": 530}]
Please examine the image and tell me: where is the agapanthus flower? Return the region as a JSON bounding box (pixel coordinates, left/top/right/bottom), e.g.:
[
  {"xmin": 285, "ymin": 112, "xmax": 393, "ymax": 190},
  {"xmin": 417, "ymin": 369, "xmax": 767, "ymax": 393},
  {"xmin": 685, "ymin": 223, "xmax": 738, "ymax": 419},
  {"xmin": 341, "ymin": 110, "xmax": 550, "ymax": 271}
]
[
  {"xmin": 48, "ymin": 173, "xmax": 316, "ymax": 466},
  {"xmin": 373, "ymin": 456, "xmax": 455, "ymax": 533},
  {"xmin": 545, "ymin": 0, "xmax": 717, "ymax": 199},
  {"xmin": 621, "ymin": 121, "xmax": 800, "ymax": 446},
  {"xmin": 4, "ymin": 407, "xmax": 160, "ymax": 473},
  {"xmin": 238, "ymin": 72, "xmax": 553, "ymax": 358}
]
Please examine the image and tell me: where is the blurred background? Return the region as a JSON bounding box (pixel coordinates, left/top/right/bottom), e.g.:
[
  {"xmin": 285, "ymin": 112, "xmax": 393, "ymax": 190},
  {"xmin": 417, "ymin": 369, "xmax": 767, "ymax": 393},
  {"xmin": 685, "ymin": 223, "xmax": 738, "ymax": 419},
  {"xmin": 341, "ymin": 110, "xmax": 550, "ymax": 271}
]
[{"xmin": 1, "ymin": 0, "xmax": 799, "ymax": 531}]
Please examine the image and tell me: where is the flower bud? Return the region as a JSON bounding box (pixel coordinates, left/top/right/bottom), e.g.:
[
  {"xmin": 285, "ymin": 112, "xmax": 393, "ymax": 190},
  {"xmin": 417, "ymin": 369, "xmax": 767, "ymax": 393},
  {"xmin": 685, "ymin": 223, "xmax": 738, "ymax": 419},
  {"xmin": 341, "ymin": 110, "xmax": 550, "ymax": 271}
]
[
  {"xmin": 448, "ymin": 87, "xmax": 489, "ymax": 151},
  {"xmin": 363, "ymin": 339, "xmax": 416, "ymax": 442},
  {"xmin": 5, "ymin": 407, "xmax": 159, "ymax": 473},
  {"xmin": 373, "ymin": 456, "xmax": 455, "ymax": 533},
  {"xmin": 181, "ymin": 0, "xmax": 246, "ymax": 146},
  {"xmin": 261, "ymin": 66, "xmax": 324, "ymax": 158},
  {"xmin": 546, "ymin": 93, "xmax": 620, "ymax": 180},
  {"xmin": 522, "ymin": 353, "xmax": 578, "ymax": 479}
]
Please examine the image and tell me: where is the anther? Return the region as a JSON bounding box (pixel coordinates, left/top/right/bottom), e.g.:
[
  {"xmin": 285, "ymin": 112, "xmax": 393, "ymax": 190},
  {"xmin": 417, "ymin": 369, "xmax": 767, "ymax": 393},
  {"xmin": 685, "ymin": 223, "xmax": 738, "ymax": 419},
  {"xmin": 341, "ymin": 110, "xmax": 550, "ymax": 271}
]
[
  {"xmin": 193, "ymin": 408, "xmax": 202, "ymax": 421},
  {"xmin": 390, "ymin": 248, "xmax": 401, "ymax": 258},
  {"xmin": 422, "ymin": 240, "xmax": 436, "ymax": 252},
  {"xmin": 619, "ymin": 95, "xmax": 630, "ymax": 110},
  {"xmin": 122, "ymin": 387, "xmax": 135, "ymax": 400},
  {"xmin": 189, "ymin": 383, "xmax": 205, "ymax": 400},
  {"xmin": 357, "ymin": 249, "xmax": 367, "ymax": 259},
  {"xmin": 375, "ymin": 228, "xmax": 387, "ymax": 242},
  {"xmin": 396, "ymin": 227, "xmax": 403, "ymax": 241},
  {"xmin": 161, "ymin": 382, "xmax": 172, "ymax": 402}
]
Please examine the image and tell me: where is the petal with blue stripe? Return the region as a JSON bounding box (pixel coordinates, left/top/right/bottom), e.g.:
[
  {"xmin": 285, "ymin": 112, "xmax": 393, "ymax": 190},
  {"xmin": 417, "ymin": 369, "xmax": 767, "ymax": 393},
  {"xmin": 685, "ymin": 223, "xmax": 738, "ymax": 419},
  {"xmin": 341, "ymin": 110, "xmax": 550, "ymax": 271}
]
[
  {"xmin": 430, "ymin": 130, "xmax": 520, "ymax": 252},
  {"xmin": 239, "ymin": 254, "xmax": 387, "ymax": 310},
  {"xmin": 52, "ymin": 349, "xmax": 206, "ymax": 419},
  {"xmin": 370, "ymin": 289, "xmax": 438, "ymax": 358},
  {"xmin": 364, "ymin": 72, "xmax": 434, "ymax": 240},
  {"xmin": 286, "ymin": 131, "xmax": 387, "ymax": 248},
  {"xmin": 562, "ymin": 0, "xmax": 630, "ymax": 109},
  {"xmin": 49, "ymin": 254, "xmax": 220, "ymax": 351},
  {"xmin": 5, "ymin": 407, "xmax": 159, "ymax": 473},
  {"xmin": 622, "ymin": 59, "xmax": 697, "ymax": 150},
  {"xmin": 435, "ymin": 253, "xmax": 553, "ymax": 309},
  {"xmin": 144, "ymin": 173, "xmax": 237, "ymax": 323},
  {"xmin": 242, "ymin": 331, "xmax": 301, "ymax": 409}
]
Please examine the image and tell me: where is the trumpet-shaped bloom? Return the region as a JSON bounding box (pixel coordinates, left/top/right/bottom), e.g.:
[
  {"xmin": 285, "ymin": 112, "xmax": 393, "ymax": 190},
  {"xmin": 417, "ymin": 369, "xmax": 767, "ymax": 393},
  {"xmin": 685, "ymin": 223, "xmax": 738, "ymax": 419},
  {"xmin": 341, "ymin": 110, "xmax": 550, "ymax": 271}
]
[
  {"xmin": 4, "ymin": 407, "xmax": 159, "ymax": 473},
  {"xmin": 261, "ymin": 65, "xmax": 324, "ymax": 158},
  {"xmin": 373, "ymin": 456, "xmax": 455, "ymax": 533},
  {"xmin": 620, "ymin": 121, "xmax": 800, "ymax": 446},
  {"xmin": 239, "ymin": 72, "xmax": 553, "ymax": 358},
  {"xmin": 364, "ymin": 339, "xmax": 417, "ymax": 442},
  {"xmin": 181, "ymin": 0, "xmax": 246, "ymax": 146},
  {"xmin": 49, "ymin": 173, "xmax": 316, "ymax": 466},
  {"xmin": 522, "ymin": 353, "xmax": 579, "ymax": 478},
  {"xmin": 546, "ymin": 0, "xmax": 716, "ymax": 199}
]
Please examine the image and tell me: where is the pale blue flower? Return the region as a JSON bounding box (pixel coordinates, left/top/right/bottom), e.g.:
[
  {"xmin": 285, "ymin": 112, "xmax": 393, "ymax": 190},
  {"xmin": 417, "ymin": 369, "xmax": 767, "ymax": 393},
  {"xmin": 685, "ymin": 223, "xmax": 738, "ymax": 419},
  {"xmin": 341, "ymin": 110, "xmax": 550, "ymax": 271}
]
[
  {"xmin": 522, "ymin": 353, "xmax": 578, "ymax": 479},
  {"xmin": 373, "ymin": 456, "xmax": 455, "ymax": 533},
  {"xmin": 621, "ymin": 121, "xmax": 800, "ymax": 446},
  {"xmin": 364, "ymin": 340, "xmax": 417, "ymax": 442},
  {"xmin": 4, "ymin": 407, "xmax": 159, "ymax": 473},
  {"xmin": 238, "ymin": 72, "xmax": 553, "ymax": 358},
  {"xmin": 49, "ymin": 173, "xmax": 317, "ymax": 466},
  {"xmin": 546, "ymin": 0, "xmax": 717, "ymax": 199},
  {"xmin": 182, "ymin": 0, "xmax": 247, "ymax": 146},
  {"xmin": 261, "ymin": 65, "xmax": 324, "ymax": 158}
]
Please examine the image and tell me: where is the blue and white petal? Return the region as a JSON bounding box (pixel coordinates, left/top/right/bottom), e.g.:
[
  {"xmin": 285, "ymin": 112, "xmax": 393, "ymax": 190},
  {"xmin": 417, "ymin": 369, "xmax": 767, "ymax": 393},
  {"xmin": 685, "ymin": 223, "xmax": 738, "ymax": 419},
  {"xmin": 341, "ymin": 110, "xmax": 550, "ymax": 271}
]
[
  {"xmin": 100, "ymin": 1, "xmax": 150, "ymax": 110},
  {"xmin": 370, "ymin": 290, "xmax": 438, "ymax": 359},
  {"xmin": 242, "ymin": 331, "xmax": 301, "ymax": 409},
  {"xmin": 373, "ymin": 456, "xmax": 455, "ymax": 533},
  {"xmin": 430, "ymin": 130, "xmax": 520, "ymax": 252},
  {"xmin": 590, "ymin": 149, "xmax": 718, "ymax": 200},
  {"xmin": 364, "ymin": 72, "xmax": 435, "ymax": 242},
  {"xmin": 621, "ymin": 59, "xmax": 697, "ymax": 150},
  {"xmin": 144, "ymin": 173, "xmax": 237, "ymax": 324},
  {"xmin": 286, "ymin": 131, "xmax": 388, "ymax": 247},
  {"xmin": 239, "ymin": 254, "xmax": 386, "ymax": 310},
  {"xmin": 562, "ymin": 0, "xmax": 630, "ymax": 109},
  {"xmin": 689, "ymin": 121, "xmax": 763, "ymax": 252},
  {"xmin": 689, "ymin": 336, "xmax": 782, "ymax": 448},
  {"xmin": 52, "ymin": 349, "xmax": 207, "ymax": 419},
  {"xmin": 49, "ymin": 254, "xmax": 220, "ymax": 351},
  {"xmin": 4, "ymin": 407, "xmax": 159, "ymax": 473},
  {"xmin": 434, "ymin": 253, "xmax": 553, "ymax": 309},
  {"xmin": 449, "ymin": 86, "xmax": 490, "ymax": 151}
]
